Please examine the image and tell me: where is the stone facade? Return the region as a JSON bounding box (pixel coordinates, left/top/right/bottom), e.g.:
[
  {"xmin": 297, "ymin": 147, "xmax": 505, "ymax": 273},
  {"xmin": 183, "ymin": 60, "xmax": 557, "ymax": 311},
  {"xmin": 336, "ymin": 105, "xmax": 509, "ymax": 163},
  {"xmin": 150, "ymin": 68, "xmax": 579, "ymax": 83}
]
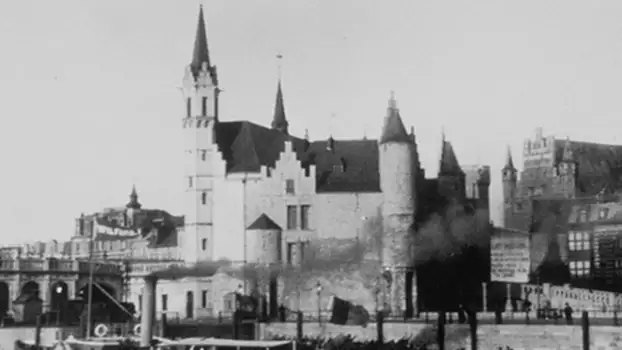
[
  {"xmin": 0, "ymin": 257, "xmax": 122, "ymax": 316},
  {"xmin": 2, "ymin": 6, "xmax": 493, "ymax": 320}
]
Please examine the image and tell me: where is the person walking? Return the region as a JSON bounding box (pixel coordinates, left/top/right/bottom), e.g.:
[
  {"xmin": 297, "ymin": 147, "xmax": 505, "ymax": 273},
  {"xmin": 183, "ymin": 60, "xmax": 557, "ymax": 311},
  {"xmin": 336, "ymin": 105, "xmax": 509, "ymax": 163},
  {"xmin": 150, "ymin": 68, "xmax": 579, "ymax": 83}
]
[{"xmin": 563, "ymin": 303, "xmax": 574, "ymax": 325}]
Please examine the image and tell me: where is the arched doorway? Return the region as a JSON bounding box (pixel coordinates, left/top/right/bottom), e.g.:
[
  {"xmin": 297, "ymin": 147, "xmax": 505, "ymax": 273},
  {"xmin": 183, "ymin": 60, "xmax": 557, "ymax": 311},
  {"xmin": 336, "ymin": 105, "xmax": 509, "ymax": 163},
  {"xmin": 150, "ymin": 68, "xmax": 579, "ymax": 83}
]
[
  {"xmin": 186, "ymin": 291, "xmax": 194, "ymax": 319},
  {"xmin": 0, "ymin": 282, "xmax": 9, "ymax": 316},
  {"xmin": 77, "ymin": 282, "xmax": 117, "ymax": 303},
  {"xmin": 21, "ymin": 281, "xmax": 39, "ymax": 298},
  {"xmin": 50, "ymin": 281, "xmax": 68, "ymax": 311}
]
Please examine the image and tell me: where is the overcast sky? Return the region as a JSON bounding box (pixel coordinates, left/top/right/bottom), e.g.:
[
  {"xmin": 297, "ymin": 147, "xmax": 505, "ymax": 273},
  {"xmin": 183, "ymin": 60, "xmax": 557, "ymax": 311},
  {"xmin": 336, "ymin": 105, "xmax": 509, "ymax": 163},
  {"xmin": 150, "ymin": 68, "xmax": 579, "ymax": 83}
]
[{"xmin": 1, "ymin": 0, "xmax": 622, "ymax": 244}]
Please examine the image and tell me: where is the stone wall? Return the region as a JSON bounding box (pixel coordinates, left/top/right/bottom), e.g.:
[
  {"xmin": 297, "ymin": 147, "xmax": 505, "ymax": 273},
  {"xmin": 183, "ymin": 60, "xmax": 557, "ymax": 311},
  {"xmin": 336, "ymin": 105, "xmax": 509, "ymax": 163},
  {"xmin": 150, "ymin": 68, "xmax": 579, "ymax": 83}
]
[
  {"xmin": 0, "ymin": 325, "xmax": 78, "ymax": 348},
  {"xmin": 261, "ymin": 322, "xmax": 622, "ymax": 349}
]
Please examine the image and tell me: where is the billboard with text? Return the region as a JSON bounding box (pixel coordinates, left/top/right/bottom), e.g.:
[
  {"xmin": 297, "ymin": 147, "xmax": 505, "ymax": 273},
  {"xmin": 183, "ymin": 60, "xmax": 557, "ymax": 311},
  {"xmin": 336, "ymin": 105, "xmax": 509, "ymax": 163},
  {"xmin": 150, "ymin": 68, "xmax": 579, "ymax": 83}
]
[{"xmin": 491, "ymin": 230, "xmax": 530, "ymax": 283}]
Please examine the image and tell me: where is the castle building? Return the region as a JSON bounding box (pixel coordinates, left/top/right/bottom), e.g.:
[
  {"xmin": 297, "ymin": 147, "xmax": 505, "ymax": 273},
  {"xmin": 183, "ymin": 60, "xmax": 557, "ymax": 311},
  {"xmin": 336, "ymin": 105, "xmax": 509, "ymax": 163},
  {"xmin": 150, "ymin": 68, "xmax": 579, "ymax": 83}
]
[
  {"xmin": 10, "ymin": 6, "xmax": 493, "ymax": 318},
  {"xmin": 503, "ymin": 128, "xmax": 622, "ymax": 292}
]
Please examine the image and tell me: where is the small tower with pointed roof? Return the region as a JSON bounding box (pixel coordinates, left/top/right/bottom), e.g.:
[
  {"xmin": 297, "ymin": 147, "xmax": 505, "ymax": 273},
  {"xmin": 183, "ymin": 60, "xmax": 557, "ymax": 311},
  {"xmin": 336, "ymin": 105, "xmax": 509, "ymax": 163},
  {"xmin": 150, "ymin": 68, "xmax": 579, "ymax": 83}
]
[
  {"xmin": 378, "ymin": 91, "xmax": 417, "ymax": 318},
  {"xmin": 271, "ymin": 81, "xmax": 289, "ymax": 134},
  {"xmin": 502, "ymin": 146, "xmax": 518, "ymax": 227},
  {"xmin": 437, "ymin": 131, "xmax": 466, "ymax": 202},
  {"xmin": 181, "ymin": 5, "xmax": 221, "ymax": 263},
  {"xmin": 125, "ymin": 185, "xmax": 142, "ymax": 228}
]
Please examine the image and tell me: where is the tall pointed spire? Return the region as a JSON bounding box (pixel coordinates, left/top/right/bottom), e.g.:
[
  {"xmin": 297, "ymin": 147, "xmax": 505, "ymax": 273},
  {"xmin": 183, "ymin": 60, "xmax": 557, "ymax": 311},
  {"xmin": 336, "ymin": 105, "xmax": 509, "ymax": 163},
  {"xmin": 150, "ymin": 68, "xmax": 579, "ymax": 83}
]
[
  {"xmin": 379, "ymin": 91, "xmax": 410, "ymax": 145},
  {"xmin": 126, "ymin": 185, "xmax": 142, "ymax": 210},
  {"xmin": 190, "ymin": 5, "xmax": 212, "ymax": 77},
  {"xmin": 271, "ymin": 80, "xmax": 289, "ymax": 134},
  {"xmin": 503, "ymin": 145, "xmax": 515, "ymax": 170}
]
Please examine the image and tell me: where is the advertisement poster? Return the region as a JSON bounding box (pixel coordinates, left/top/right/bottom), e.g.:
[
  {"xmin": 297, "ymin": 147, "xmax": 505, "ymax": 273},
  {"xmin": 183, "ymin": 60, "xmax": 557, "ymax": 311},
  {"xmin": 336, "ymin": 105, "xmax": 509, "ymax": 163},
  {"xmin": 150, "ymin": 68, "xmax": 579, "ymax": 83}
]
[{"xmin": 490, "ymin": 232, "xmax": 530, "ymax": 283}]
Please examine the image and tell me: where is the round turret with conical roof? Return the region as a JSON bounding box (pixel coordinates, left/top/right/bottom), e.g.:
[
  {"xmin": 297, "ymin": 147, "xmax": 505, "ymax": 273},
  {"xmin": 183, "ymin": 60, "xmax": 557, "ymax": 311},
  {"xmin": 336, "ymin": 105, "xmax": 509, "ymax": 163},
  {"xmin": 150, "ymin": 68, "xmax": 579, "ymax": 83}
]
[{"xmin": 246, "ymin": 214, "xmax": 282, "ymax": 264}]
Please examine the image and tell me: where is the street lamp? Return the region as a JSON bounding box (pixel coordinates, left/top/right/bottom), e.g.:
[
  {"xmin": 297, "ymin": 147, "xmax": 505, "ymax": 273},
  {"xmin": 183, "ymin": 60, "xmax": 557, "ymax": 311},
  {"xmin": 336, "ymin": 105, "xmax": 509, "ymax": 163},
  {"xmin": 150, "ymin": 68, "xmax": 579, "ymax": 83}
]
[
  {"xmin": 382, "ymin": 267, "xmax": 393, "ymax": 314},
  {"xmin": 55, "ymin": 285, "xmax": 63, "ymax": 294},
  {"xmin": 316, "ymin": 282, "xmax": 323, "ymax": 324}
]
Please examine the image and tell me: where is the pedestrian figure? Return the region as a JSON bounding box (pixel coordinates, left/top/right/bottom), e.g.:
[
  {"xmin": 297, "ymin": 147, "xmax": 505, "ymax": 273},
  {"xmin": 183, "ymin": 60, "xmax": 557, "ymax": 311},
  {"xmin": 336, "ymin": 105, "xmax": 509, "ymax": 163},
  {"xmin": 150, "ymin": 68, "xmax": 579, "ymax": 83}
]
[{"xmin": 563, "ymin": 302, "xmax": 573, "ymax": 325}]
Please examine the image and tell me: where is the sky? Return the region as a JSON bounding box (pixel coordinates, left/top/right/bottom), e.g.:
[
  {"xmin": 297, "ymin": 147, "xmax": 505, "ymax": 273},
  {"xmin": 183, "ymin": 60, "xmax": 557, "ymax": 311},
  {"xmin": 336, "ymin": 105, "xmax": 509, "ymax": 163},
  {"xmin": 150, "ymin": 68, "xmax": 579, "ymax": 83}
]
[{"xmin": 2, "ymin": 0, "xmax": 622, "ymax": 244}]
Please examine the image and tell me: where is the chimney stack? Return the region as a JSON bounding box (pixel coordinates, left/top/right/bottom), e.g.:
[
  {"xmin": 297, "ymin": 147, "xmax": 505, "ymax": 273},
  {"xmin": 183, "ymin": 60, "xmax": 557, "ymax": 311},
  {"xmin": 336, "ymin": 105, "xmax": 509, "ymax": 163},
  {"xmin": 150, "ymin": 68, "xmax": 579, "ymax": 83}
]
[{"xmin": 140, "ymin": 275, "xmax": 157, "ymax": 347}]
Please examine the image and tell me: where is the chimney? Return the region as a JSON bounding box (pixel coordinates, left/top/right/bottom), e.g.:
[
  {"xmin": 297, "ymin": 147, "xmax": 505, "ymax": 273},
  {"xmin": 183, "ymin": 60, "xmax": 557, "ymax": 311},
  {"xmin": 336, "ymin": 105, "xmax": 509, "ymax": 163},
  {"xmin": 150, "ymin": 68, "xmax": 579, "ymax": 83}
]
[
  {"xmin": 140, "ymin": 275, "xmax": 157, "ymax": 346},
  {"xmin": 326, "ymin": 135, "xmax": 335, "ymax": 152}
]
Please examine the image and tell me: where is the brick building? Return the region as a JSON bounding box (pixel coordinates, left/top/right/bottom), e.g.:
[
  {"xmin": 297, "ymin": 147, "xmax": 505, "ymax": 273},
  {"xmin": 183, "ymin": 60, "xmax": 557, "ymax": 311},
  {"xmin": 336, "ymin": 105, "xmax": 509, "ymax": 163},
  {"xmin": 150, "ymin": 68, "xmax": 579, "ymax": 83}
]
[{"xmin": 503, "ymin": 128, "xmax": 622, "ymax": 292}]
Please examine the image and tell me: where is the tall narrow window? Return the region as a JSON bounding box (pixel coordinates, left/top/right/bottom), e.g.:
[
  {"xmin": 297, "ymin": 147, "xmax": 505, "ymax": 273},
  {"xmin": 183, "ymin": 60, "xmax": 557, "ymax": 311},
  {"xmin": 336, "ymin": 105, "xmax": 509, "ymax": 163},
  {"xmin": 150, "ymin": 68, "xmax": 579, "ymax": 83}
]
[
  {"xmin": 201, "ymin": 290, "xmax": 208, "ymax": 308},
  {"xmin": 300, "ymin": 205, "xmax": 310, "ymax": 230},
  {"xmin": 201, "ymin": 192, "xmax": 207, "ymax": 205},
  {"xmin": 138, "ymin": 295, "xmax": 143, "ymax": 313},
  {"xmin": 286, "ymin": 205, "xmax": 297, "ymax": 229},
  {"xmin": 201, "ymin": 238, "xmax": 207, "ymax": 251},
  {"xmin": 202, "ymin": 97, "xmax": 208, "ymax": 116},
  {"xmin": 161, "ymin": 294, "xmax": 168, "ymax": 311},
  {"xmin": 188, "ymin": 177, "xmax": 193, "ymax": 188},
  {"xmin": 186, "ymin": 98, "xmax": 192, "ymax": 117},
  {"xmin": 285, "ymin": 179, "xmax": 295, "ymax": 194},
  {"xmin": 201, "ymin": 150, "xmax": 207, "ymax": 161}
]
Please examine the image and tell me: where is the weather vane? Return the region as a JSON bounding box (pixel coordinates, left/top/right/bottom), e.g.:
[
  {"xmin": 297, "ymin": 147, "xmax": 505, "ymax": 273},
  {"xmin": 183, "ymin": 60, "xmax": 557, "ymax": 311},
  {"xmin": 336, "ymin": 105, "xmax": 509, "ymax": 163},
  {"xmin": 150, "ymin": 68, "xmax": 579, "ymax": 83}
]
[{"xmin": 276, "ymin": 53, "xmax": 283, "ymax": 81}]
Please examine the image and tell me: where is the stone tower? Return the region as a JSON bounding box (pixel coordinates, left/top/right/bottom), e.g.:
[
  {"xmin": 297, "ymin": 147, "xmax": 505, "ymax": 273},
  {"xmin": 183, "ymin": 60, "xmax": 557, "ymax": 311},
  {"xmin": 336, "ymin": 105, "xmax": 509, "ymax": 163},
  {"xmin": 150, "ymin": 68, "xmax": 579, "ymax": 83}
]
[
  {"xmin": 378, "ymin": 92, "xmax": 416, "ymax": 317},
  {"xmin": 181, "ymin": 6, "xmax": 220, "ymax": 263},
  {"xmin": 555, "ymin": 138, "xmax": 577, "ymax": 198},
  {"xmin": 502, "ymin": 146, "xmax": 518, "ymax": 228}
]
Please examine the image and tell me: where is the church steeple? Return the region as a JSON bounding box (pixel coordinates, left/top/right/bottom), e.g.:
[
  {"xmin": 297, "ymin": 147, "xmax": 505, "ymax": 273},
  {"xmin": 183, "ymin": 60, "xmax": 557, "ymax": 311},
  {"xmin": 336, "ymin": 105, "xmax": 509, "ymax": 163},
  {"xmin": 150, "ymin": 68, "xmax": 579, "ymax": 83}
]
[
  {"xmin": 271, "ymin": 80, "xmax": 289, "ymax": 134},
  {"xmin": 189, "ymin": 5, "xmax": 216, "ymax": 83},
  {"xmin": 503, "ymin": 145, "xmax": 516, "ymax": 171},
  {"xmin": 126, "ymin": 185, "xmax": 142, "ymax": 210}
]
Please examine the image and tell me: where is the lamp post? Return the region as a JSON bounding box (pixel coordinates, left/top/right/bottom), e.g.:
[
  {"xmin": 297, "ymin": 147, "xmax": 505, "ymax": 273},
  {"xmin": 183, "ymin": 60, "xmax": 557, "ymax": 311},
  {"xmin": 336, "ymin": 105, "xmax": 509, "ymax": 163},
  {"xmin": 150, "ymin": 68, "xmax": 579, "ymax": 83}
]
[
  {"xmin": 316, "ymin": 282, "xmax": 323, "ymax": 325},
  {"xmin": 382, "ymin": 266, "xmax": 393, "ymax": 315}
]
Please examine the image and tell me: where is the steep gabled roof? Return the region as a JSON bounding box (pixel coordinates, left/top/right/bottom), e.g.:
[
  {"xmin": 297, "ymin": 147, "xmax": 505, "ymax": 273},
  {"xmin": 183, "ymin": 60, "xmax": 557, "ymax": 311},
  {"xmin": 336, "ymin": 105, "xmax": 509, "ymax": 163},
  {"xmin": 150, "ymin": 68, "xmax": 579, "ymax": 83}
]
[
  {"xmin": 553, "ymin": 139, "xmax": 622, "ymax": 196},
  {"xmin": 247, "ymin": 214, "xmax": 281, "ymax": 230},
  {"xmin": 214, "ymin": 121, "xmax": 380, "ymax": 192}
]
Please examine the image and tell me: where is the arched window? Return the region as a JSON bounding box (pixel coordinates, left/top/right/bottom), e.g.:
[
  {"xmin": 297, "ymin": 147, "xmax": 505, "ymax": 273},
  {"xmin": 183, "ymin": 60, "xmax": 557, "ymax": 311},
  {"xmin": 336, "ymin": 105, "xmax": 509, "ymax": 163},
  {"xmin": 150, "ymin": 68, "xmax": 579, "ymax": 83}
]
[{"xmin": 201, "ymin": 192, "xmax": 207, "ymax": 205}]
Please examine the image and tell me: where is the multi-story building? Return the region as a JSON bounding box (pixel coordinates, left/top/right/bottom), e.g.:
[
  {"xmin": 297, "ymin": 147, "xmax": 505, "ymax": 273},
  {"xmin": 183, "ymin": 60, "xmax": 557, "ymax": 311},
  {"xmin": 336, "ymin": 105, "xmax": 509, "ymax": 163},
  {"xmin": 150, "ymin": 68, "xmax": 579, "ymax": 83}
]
[
  {"xmin": 10, "ymin": 5, "xmax": 493, "ymax": 318},
  {"xmin": 504, "ymin": 128, "xmax": 622, "ymax": 292}
]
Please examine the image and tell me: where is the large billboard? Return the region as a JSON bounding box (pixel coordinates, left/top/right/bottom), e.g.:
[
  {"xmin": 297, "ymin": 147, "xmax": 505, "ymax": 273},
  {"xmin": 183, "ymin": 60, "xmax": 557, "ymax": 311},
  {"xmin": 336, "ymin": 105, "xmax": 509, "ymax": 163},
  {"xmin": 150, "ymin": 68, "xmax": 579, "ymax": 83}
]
[{"xmin": 490, "ymin": 230, "xmax": 530, "ymax": 283}]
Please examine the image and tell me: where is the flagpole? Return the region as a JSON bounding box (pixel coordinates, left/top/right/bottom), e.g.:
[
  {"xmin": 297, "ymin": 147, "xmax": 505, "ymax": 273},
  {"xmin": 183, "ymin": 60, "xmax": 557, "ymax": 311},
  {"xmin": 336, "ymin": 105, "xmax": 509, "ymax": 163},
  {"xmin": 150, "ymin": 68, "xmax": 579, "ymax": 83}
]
[{"xmin": 85, "ymin": 225, "xmax": 95, "ymax": 338}]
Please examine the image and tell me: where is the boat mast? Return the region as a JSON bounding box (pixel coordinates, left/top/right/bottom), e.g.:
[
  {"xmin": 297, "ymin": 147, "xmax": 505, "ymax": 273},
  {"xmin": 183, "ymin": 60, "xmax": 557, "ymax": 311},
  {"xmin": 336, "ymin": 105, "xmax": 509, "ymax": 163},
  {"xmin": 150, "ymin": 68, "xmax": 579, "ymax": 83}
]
[{"xmin": 85, "ymin": 228, "xmax": 95, "ymax": 338}]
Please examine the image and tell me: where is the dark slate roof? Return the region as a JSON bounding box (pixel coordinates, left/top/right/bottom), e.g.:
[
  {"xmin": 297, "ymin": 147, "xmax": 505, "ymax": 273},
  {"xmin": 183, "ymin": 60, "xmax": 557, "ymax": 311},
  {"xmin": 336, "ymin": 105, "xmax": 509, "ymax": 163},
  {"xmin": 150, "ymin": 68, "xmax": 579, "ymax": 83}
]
[
  {"xmin": 215, "ymin": 121, "xmax": 380, "ymax": 192},
  {"xmin": 554, "ymin": 139, "xmax": 622, "ymax": 196},
  {"xmin": 271, "ymin": 81, "xmax": 288, "ymax": 133},
  {"xmin": 247, "ymin": 214, "xmax": 281, "ymax": 230},
  {"xmin": 439, "ymin": 140, "xmax": 463, "ymax": 176},
  {"xmin": 379, "ymin": 108, "xmax": 411, "ymax": 145}
]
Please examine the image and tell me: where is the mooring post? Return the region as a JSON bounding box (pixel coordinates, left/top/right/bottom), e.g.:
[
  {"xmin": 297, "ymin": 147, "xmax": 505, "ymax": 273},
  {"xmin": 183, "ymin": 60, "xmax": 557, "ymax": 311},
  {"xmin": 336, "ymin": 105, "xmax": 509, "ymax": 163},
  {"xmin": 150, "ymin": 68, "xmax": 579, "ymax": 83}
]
[
  {"xmin": 376, "ymin": 311, "xmax": 384, "ymax": 343},
  {"xmin": 437, "ymin": 311, "xmax": 446, "ymax": 350},
  {"xmin": 582, "ymin": 311, "xmax": 590, "ymax": 350}
]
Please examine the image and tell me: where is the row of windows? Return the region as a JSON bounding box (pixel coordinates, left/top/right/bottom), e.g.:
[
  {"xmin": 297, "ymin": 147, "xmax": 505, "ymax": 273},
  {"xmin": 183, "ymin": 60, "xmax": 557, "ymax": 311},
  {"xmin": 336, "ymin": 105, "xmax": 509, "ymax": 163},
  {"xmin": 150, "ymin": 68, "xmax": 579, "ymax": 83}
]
[
  {"xmin": 186, "ymin": 97, "xmax": 209, "ymax": 118},
  {"xmin": 287, "ymin": 205, "xmax": 311, "ymax": 230},
  {"xmin": 568, "ymin": 231, "xmax": 591, "ymax": 251},
  {"xmin": 569, "ymin": 260, "xmax": 590, "ymax": 277},
  {"xmin": 138, "ymin": 289, "xmax": 213, "ymax": 313}
]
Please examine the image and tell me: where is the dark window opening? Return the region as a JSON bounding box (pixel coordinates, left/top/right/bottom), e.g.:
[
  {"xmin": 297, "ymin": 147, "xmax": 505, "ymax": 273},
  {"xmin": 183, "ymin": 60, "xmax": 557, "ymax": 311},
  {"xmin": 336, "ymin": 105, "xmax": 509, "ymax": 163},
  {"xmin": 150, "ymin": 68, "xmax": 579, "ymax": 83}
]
[{"xmin": 202, "ymin": 97, "xmax": 208, "ymax": 116}]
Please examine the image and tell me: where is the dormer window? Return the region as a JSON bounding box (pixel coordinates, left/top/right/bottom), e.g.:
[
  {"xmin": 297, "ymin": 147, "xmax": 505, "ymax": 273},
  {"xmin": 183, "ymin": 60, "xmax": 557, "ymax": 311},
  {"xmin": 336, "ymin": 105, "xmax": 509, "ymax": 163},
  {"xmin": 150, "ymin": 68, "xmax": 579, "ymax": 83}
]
[
  {"xmin": 285, "ymin": 179, "xmax": 295, "ymax": 195},
  {"xmin": 186, "ymin": 98, "xmax": 192, "ymax": 118},
  {"xmin": 202, "ymin": 97, "xmax": 208, "ymax": 116}
]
